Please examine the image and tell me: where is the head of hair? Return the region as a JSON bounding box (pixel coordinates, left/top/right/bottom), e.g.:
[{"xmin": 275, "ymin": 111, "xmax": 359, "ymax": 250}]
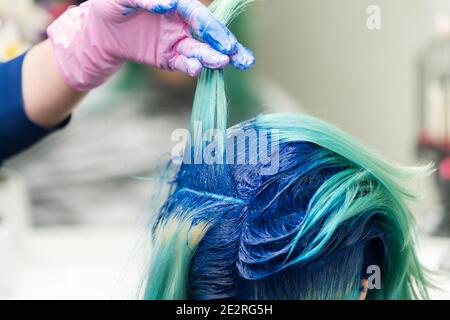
[{"xmin": 142, "ymin": 112, "xmax": 431, "ymax": 300}]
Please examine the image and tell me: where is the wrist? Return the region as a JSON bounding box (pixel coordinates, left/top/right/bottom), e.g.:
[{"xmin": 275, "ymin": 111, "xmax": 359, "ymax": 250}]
[{"xmin": 22, "ymin": 40, "xmax": 84, "ymax": 128}]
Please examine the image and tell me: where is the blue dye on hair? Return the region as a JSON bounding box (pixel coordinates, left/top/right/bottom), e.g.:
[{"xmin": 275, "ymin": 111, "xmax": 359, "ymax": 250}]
[{"xmin": 143, "ymin": 115, "xmax": 431, "ymax": 300}]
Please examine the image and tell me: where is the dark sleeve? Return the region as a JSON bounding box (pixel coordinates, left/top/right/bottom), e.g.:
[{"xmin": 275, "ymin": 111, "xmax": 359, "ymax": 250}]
[{"xmin": 0, "ymin": 53, "xmax": 70, "ymax": 163}]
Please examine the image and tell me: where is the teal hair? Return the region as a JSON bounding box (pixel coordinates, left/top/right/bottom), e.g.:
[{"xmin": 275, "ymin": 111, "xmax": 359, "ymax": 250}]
[
  {"xmin": 254, "ymin": 113, "xmax": 432, "ymax": 299},
  {"xmin": 189, "ymin": 0, "xmax": 255, "ymax": 142},
  {"xmin": 142, "ymin": 0, "xmax": 432, "ymax": 300},
  {"xmin": 143, "ymin": 113, "xmax": 432, "ymax": 300}
]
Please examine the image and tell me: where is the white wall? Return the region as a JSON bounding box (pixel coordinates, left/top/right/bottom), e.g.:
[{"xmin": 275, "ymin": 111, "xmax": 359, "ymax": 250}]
[{"xmin": 254, "ymin": 0, "xmax": 450, "ymax": 165}]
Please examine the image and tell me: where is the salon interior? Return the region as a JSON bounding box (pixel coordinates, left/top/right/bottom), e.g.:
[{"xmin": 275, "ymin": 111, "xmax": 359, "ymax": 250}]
[{"xmin": 1, "ymin": 0, "xmax": 450, "ymax": 300}]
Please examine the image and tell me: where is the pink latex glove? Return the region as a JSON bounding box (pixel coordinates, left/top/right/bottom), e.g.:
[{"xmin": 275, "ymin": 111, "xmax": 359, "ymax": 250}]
[{"xmin": 47, "ymin": 0, "xmax": 255, "ymax": 92}]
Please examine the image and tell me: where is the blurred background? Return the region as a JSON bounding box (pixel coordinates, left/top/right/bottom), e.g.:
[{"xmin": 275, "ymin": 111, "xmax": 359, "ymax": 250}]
[{"xmin": 1, "ymin": 0, "xmax": 450, "ymax": 299}]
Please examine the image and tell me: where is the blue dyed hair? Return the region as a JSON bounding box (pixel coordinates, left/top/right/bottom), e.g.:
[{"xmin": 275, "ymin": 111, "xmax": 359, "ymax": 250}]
[
  {"xmin": 142, "ymin": 113, "xmax": 431, "ymax": 300},
  {"xmin": 141, "ymin": 0, "xmax": 431, "ymax": 300}
]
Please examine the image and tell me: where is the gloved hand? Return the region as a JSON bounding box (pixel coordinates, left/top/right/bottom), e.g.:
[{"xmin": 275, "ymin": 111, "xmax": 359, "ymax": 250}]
[{"xmin": 47, "ymin": 0, "xmax": 255, "ymax": 92}]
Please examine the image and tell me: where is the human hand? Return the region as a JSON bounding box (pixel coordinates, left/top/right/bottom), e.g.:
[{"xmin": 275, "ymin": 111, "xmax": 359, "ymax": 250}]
[{"xmin": 48, "ymin": 0, "xmax": 255, "ymax": 92}]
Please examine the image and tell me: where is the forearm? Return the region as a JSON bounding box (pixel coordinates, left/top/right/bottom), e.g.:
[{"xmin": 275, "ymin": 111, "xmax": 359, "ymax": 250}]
[
  {"xmin": 22, "ymin": 40, "xmax": 86, "ymax": 128},
  {"xmin": 0, "ymin": 51, "xmax": 71, "ymax": 162}
]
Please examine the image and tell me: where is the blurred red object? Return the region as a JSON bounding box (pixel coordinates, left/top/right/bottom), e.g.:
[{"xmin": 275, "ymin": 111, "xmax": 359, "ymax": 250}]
[
  {"xmin": 48, "ymin": 2, "xmax": 75, "ymax": 21},
  {"xmin": 439, "ymin": 157, "xmax": 450, "ymax": 180}
]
